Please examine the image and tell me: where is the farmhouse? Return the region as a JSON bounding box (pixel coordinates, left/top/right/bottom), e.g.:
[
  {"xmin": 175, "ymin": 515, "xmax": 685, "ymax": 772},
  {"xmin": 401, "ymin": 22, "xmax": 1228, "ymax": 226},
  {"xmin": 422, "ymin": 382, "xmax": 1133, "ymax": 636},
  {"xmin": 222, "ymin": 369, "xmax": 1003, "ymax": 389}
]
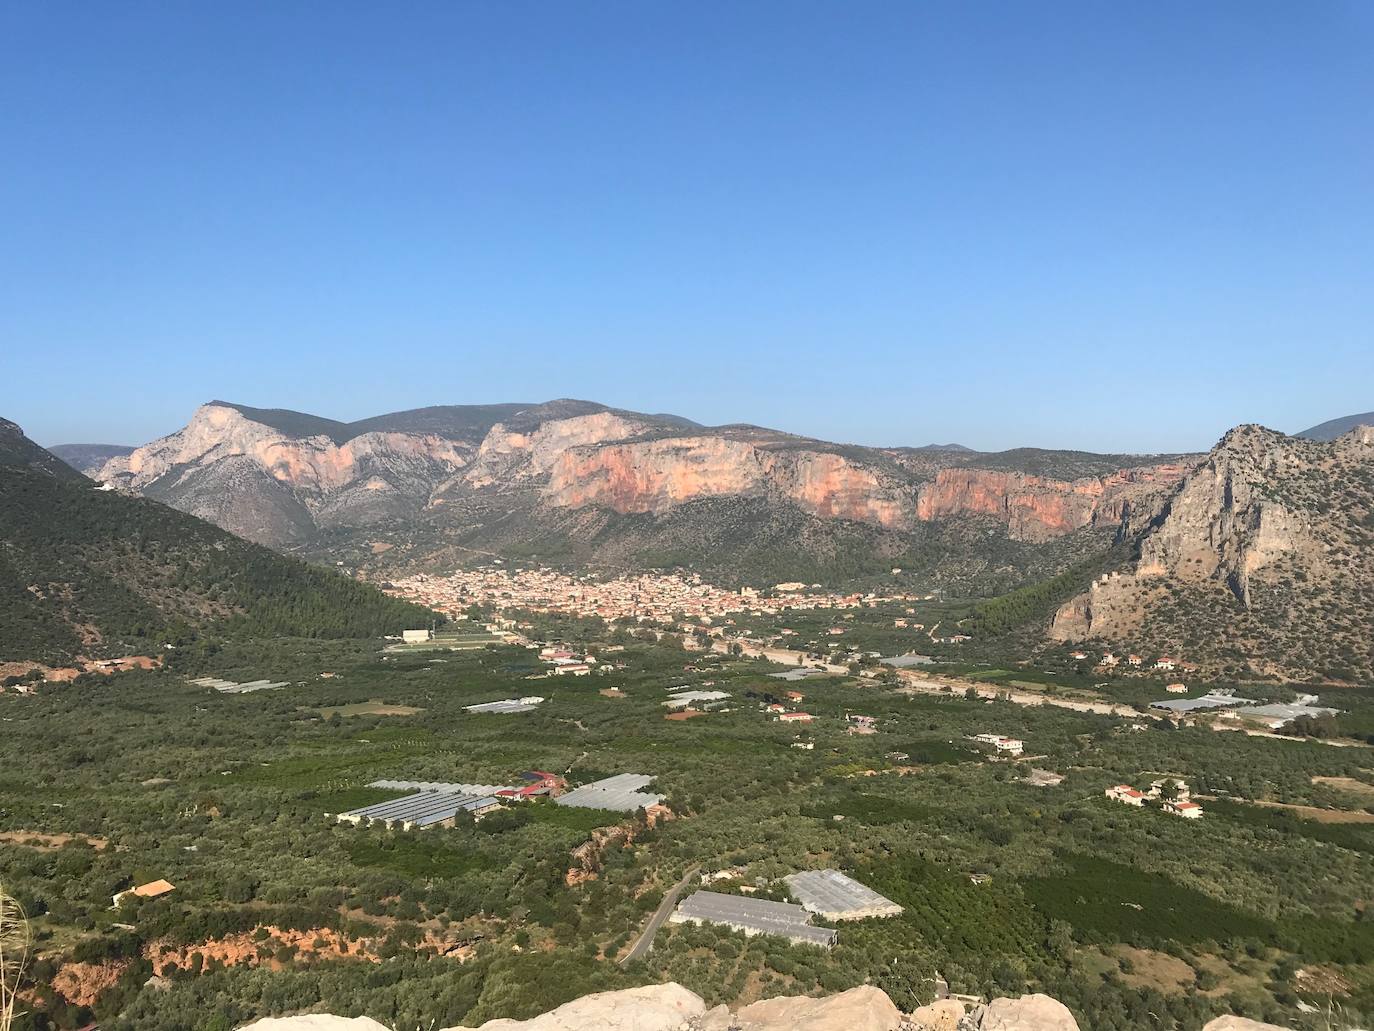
[
  {"xmin": 972, "ymin": 733, "xmax": 1024, "ymax": 756},
  {"xmin": 1105, "ymin": 784, "xmax": 1146, "ymax": 806},
  {"xmin": 1165, "ymin": 683, "xmax": 1188, "ymax": 694},
  {"xmin": 776, "ymin": 711, "xmax": 815, "ymax": 723},
  {"xmin": 112, "ymin": 879, "xmax": 176, "ymax": 908},
  {"xmin": 1164, "ymin": 799, "xmax": 1204, "ymax": 819},
  {"xmin": 551, "ymin": 662, "xmax": 592, "ymax": 676}
]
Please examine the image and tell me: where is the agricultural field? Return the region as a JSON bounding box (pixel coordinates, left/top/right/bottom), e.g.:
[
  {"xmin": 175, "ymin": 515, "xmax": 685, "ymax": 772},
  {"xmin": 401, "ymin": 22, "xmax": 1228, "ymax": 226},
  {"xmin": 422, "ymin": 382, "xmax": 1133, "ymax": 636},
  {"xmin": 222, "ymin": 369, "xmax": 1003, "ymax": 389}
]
[{"xmin": 4, "ymin": 633, "xmax": 1374, "ymax": 1030}]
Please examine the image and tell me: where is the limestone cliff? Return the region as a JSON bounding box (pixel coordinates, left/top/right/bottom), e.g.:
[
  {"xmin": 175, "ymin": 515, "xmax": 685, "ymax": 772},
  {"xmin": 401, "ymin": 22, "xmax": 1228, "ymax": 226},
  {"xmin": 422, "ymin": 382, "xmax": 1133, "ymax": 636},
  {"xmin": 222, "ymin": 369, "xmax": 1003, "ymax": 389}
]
[
  {"xmin": 98, "ymin": 403, "xmax": 476, "ymax": 545},
  {"xmin": 97, "ymin": 399, "xmax": 1193, "ymax": 584},
  {"xmin": 1051, "ymin": 425, "xmax": 1374, "ymax": 679},
  {"xmin": 544, "ymin": 436, "xmax": 914, "ymax": 530},
  {"xmin": 913, "ymin": 464, "xmax": 1187, "ymax": 543}
]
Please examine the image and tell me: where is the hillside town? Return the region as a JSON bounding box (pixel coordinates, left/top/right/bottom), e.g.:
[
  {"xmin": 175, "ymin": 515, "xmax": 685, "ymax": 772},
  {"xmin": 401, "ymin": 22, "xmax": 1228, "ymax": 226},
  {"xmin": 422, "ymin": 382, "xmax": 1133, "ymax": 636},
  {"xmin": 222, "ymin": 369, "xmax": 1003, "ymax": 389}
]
[{"xmin": 379, "ymin": 566, "xmax": 931, "ymax": 625}]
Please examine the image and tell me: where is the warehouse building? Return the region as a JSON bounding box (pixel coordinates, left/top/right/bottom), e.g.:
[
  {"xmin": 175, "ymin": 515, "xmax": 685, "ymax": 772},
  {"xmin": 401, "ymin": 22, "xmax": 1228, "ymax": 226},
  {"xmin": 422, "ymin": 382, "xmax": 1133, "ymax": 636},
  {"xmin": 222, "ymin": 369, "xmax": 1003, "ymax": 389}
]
[
  {"xmin": 188, "ymin": 676, "xmax": 290, "ymax": 693},
  {"xmin": 555, "ymin": 773, "xmax": 663, "ymax": 812},
  {"xmin": 464, "ymin": 696, "xmax": 545, "ymax": 714},
  {"xmin": 671, "ymin": 890, "xmax": 837, "ymax": 947},
  {"xmin": 1150, "ymin": 690, "xmax": 1255, "ymax": 714},
  {"xmin": 783, "ymin": 869, "xmax": 903, "ymax": 921},
  {"xmin": 663, "ymin": 690, "xmax": 730, "ymax": 710},
  {"xmin": 337, "ymin": 791, "xmax": 504, "ymax": 829}
]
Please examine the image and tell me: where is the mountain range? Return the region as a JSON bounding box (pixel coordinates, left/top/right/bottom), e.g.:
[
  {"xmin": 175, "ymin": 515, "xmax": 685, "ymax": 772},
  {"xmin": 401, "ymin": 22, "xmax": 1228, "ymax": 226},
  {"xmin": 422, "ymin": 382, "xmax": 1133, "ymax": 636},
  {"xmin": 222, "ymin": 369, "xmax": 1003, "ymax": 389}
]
[
  {"xmin": 70, "ymin": 399, "xmax": 1194, "ymax": 594},
  {"xmin": 0, "ymin": 418, "xmax": 433, "ymax": 667},
  {"xmin": 33, "ymin": 400, "xmax": 1374, "ymax": 680}
]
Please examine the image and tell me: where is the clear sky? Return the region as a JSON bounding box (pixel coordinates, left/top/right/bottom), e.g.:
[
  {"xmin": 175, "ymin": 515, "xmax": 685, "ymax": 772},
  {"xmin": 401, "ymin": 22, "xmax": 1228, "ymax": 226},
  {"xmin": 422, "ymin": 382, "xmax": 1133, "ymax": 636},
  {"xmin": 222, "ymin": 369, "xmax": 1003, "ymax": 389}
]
[{"xmin": 2, "ymin": 3, "xmax": 1371, "ymax": 454}]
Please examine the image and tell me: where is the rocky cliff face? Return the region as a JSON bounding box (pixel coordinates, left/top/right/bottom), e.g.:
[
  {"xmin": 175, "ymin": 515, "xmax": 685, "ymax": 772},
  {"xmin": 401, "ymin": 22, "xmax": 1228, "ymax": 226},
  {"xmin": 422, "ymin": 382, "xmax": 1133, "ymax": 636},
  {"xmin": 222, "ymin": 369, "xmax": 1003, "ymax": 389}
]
[
  {"xmin": 543, "ymin": 439, "xmax": 1186, "ymax": 541},
  {"xmin": 97, "ymin": 400, "xmax": 1194, "ymax": 585},
  {"xmin": 544, "ymin": 437, "xmax": 914, "ymax": 529},
  {"xmin": 1051, "ymin": 425, "xmax": 1374, "ymax": 679},
  {"xmin": 913, "ymin": 464, "xmax": 1187, "ymax": 543},
  {"xmin": 97, "ymin": 403, "xmax": 475, "ymax": 544}
]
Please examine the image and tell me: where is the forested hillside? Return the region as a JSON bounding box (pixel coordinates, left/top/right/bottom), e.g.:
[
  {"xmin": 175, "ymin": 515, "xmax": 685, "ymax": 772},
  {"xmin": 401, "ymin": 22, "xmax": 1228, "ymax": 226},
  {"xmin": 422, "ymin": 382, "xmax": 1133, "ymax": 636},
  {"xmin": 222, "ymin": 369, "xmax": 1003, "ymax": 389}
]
[{"xmin": 0, "ymin": 420, "xmax": 437, "ymax": 664}]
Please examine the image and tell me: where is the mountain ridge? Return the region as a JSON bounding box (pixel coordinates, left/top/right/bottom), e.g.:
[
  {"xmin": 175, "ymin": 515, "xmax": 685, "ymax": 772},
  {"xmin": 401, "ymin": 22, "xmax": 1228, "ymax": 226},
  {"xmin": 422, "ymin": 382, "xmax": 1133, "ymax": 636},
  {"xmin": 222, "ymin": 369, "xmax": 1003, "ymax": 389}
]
[
  {"xmin": 93, "ymin": 401, "xmax": 1196, "ymax": 591},
  {"xmin": 1298, "ymin": 409, "xmax": 1374, "ymax": 442},
  {"xmin": 0, "ymin": 418, "xmax": 436, "ymax": 665}
]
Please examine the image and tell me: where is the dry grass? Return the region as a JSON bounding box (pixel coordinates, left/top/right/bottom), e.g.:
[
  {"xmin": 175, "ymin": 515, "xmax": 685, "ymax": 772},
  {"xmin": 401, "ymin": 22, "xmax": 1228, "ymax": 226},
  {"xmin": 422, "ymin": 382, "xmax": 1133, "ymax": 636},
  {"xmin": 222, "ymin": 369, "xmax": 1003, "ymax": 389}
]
[
  {"xmin": 313, "ymin": 700, "xmax": 424, "ymax": 717},
  {"xmin": 1249, "ymin": 800, "xmax": 1374, "ymax": 824},
  {"xmin": 1313, "ymin": 775, "xmax": 1374, "ymax": 798},
  {"xmin": 0, "ymin": 831, "xmax": 108, "ymax": 851}
]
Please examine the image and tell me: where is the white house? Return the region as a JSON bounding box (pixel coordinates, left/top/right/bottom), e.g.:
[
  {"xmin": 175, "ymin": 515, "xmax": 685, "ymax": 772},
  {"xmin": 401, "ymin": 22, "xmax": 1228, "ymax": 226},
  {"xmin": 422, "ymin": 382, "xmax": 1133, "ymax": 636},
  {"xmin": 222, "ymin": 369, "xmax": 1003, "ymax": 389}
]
[
  {"xmin": 972, "ymin": 733, "xmax": 1024, "ymax": 756},
  {"xmin": 1105, "ymin": 784, "xmax": 1145, "ymax": 807},
  {"xmin": 1164, "ymin": 799, "xmax": 1203, "ymax": 819}
]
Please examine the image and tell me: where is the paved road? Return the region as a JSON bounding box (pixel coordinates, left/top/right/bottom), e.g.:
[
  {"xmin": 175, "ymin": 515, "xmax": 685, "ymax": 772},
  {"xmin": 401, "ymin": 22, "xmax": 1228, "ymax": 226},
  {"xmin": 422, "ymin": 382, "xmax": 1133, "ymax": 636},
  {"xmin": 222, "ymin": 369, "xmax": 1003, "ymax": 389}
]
[{"xmin": 621, "ymin": 865, "xmax": 699, "ymax": 966}]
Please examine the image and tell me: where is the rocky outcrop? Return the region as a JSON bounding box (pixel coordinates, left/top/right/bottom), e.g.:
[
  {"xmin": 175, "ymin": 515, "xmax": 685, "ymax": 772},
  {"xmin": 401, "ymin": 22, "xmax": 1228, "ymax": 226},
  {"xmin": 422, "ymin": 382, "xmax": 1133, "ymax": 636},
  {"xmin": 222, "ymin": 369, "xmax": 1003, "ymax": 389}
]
[
  {"xmin": 234, "ymin": 984, "xmax": 1302, "ymax": 1031},
  {"xmin": 971, "ymin": 994, "xmax": 1079, "ymax": 1030},
  {"xmin": 1050, "ymin": 425, "xmax": 1374, "ymax": 678},
  {"xmin": 721, "ymin": 986, "xmax": 904, "ymax": 1031},
  {"xmin": 446, "ymin": 983, "xmax": 706, "ymax": 1030},
  {"xmin": 240, "ymin": 1018, "xmax": 390, "ymax": 1031}
]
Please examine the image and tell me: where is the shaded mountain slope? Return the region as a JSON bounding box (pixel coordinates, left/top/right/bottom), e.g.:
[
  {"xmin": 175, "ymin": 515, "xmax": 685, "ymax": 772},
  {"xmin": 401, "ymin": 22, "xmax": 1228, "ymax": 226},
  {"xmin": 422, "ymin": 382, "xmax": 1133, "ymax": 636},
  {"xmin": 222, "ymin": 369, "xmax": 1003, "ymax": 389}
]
[
  {"xmin": 0, "ymin": 419, "xmax": 435, "ymax": 664},
  {"xmin": 1298, "ymin": 410, "xmax": 1374, "ymax": 442}
]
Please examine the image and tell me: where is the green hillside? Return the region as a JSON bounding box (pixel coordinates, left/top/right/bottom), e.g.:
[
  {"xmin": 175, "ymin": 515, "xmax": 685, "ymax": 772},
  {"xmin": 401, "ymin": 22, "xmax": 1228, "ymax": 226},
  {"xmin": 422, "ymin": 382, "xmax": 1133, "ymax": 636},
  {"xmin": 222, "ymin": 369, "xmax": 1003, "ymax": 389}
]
[{"xmin": 0, "ymin": 420, "xmax": 437, "ymax": 664}]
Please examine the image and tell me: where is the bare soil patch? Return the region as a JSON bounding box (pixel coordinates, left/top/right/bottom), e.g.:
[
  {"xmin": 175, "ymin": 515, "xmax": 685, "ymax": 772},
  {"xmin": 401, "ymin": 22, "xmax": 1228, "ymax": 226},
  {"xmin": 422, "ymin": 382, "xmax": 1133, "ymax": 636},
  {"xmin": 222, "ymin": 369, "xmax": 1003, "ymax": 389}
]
[
  {"xmin": 1313, "ymin": 775, "xmax": 1374, "ymax": 798},
  {"xmin": 0, "ymin": 830, "xmax": 108, "ymax": 850},
  {"xmin": 1250, "ymin": 800, "xmax": 1374, "ymax": 823},
  {"xmin": 313, "ymin": 700, "xmax": 424, "ymax": 717}
]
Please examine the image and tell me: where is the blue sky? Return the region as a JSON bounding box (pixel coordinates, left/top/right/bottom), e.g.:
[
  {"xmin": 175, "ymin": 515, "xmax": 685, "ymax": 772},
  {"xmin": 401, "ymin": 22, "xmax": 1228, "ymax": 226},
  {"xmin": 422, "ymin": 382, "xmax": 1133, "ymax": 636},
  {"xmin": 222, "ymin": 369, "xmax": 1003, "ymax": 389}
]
[{"xmin": 2, "ymin": 3, "xmax": 1371, "ymax": 453}]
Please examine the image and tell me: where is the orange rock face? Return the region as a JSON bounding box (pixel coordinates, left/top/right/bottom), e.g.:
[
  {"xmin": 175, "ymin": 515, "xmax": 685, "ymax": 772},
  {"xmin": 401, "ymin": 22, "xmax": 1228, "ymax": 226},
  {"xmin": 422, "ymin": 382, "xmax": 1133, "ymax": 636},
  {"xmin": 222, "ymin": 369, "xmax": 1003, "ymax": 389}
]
[
  {"xmin": 547, "ymin": 438, "xmax": 1187, "ymax": 540},
  {"xmin": 914, "ymin": 465, "xmax": 1189, "ymax": 541},
  {"xmin": 545, "ymin": 438, "xmax": 914, "ymax": 529}
]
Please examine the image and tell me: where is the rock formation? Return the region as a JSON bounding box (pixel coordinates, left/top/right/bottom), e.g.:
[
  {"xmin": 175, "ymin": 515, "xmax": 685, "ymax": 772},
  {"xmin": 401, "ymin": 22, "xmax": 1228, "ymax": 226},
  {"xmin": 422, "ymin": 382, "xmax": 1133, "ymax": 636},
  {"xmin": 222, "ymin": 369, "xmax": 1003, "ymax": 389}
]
[
  {"xmin": 240, "ymin": 1018, "xmax": 391, "ymax": 1031},
  {"xmin": 232, "ymin": 983, "xmax": 1303, "ymax": 1031},
  {"xmin": 716, "ymin": 985, "xmax": 905, "ymax": 1031},
  {"xmin": 1051, "ymin": 424, "xmax": 1374, "ymax": 679},
  {"xmin": 97, "ymin": 401, "xmax": 1192, "ymax": 566},
  {"xmin": 444, "ymin": 983, "xmax": 706, "ymax": 1031},
  {"xmin": 969, "ymin": 993, "xmax": 1079, "ymax": 1030}
]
